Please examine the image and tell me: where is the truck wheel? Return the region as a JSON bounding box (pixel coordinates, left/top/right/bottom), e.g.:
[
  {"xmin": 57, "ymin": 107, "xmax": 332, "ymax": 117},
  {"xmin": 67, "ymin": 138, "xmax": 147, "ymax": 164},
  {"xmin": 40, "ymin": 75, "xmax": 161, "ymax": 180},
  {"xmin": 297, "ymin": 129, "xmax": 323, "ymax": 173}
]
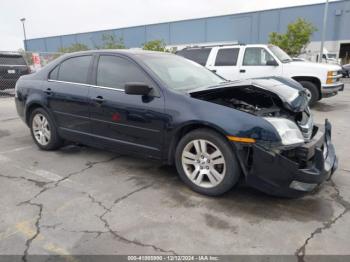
[
  {"xmin": 299, "ymin": 81, "xmax": 319, "ymax": 106},
  {"xmin": 175, "ymin": 128, "xmax": 241, "ymax": 196}
]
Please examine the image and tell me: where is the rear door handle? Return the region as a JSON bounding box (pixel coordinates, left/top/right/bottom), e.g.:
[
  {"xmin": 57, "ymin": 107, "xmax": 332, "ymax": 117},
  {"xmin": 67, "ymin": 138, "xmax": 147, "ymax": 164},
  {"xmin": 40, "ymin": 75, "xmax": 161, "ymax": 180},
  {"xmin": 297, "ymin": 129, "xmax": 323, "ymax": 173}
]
[
  {"xmin": 240, "ymin": 69, "xmax": 246, "ymax": 73},
  {"xmin": 44, "ymin": 88, "xmax": 53, "ymax": 95},
  {"xmin": 93, "ymin": 96, "xmax": 105, "ymax": 103}
]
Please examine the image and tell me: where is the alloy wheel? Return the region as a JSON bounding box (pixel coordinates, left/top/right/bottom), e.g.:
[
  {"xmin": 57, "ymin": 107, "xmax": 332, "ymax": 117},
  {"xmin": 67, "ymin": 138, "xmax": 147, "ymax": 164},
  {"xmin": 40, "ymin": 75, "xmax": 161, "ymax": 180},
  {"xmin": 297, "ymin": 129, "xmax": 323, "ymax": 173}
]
[
  {"xmin": 32, "ymin": 113, "xmax": 51, "ymax": 146},
  {"xmin": 181, "ymin": 139, "xmax": 226, "ymax": 188}
]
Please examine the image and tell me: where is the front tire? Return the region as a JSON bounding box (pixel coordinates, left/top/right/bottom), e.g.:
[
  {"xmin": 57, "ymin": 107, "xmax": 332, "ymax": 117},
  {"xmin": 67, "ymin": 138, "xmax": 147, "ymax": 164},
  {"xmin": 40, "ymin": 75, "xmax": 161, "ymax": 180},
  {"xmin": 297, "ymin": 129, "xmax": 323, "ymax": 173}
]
[
  {"xmin": 175, "ymin": 129, "xmax": 241, "ymax": 196},
  {"xmin": 299, "ymin": 81, "xmax": 320, "ymax": 106},
  {"xmin": 30, "ymin": 108, "xmax": 63, "ymax": 150}
]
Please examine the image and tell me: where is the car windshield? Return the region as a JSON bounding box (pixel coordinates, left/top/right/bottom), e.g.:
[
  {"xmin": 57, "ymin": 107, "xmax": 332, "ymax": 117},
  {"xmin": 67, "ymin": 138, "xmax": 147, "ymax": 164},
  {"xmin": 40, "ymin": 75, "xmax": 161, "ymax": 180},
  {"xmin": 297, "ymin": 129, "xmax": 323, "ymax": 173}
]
[
  {"xmin": 268, "ymin": 45, "xmax": 292, "ymax": 63},
  {"xmin": 141, "ymin": 54, "xmax": 225, "ymax": 91}
]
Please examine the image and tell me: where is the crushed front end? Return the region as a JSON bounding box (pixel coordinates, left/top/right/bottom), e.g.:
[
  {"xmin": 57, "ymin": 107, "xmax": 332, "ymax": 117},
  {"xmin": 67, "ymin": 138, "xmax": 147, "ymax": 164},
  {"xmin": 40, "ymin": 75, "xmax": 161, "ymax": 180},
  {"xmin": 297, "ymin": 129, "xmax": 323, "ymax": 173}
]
[
  {"xmin": 190, "ymin": 77, "xmax": 338, "ymax": 197},
  {"xmin": 241, "ymin": 120, "xmax": 337, "ymax": 197}
]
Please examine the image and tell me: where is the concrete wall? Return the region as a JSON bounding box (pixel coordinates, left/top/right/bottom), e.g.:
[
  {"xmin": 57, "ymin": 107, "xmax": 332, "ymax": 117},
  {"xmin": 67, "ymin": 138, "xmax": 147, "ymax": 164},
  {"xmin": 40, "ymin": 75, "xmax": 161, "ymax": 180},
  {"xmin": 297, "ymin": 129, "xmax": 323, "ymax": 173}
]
[{"xmin": 26, "ymin": 0, "xmax": 350, "ymax": 52}]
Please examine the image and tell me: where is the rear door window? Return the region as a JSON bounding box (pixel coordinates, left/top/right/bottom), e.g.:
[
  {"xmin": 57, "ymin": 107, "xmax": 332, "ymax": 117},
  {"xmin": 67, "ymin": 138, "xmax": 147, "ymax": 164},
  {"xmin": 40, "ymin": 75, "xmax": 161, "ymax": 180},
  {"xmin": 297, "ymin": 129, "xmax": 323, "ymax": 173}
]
[
  {"xmin": 215, "ymin": 48, "xmax": 239, "ymax": 66},
  {"xmin": 58, "ymin": 56, "xmax": 92, "ymax": 84},
  {"xmin": 176, "ymin": 48, "xmax": 211, "ymax": 66},
  {"xmin": 0, "ymin": 54, "xmax": 26, "ymax": 65}
]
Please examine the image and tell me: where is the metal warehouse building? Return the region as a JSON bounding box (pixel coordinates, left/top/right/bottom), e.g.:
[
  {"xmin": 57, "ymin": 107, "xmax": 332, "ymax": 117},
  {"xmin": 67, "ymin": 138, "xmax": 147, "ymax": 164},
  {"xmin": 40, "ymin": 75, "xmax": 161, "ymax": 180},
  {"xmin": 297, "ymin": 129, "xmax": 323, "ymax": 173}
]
[{"xmin": 26, "ymin": 0, "xmax": 350, "ymax": 59}]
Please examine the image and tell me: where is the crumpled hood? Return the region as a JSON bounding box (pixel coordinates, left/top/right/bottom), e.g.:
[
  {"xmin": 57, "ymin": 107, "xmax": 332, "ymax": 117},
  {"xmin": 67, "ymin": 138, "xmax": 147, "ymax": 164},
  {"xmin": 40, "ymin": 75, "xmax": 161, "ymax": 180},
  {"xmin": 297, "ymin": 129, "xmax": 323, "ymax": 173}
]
[{"xmin": 189, "ymin": 76, "xmax": 309, "ymax": 112}]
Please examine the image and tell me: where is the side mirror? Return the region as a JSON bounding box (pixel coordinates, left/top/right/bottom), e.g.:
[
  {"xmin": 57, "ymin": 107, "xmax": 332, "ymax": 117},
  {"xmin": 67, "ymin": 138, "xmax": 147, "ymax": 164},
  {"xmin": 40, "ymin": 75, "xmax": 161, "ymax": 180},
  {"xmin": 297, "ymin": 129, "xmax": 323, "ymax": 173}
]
[
  {"xmin": 125, "ymin": 82, "xmax": 152, "ymax": 96},
  {"xmin": 266, "ymin": 60, "xmax": 279, "ymax": 66}
]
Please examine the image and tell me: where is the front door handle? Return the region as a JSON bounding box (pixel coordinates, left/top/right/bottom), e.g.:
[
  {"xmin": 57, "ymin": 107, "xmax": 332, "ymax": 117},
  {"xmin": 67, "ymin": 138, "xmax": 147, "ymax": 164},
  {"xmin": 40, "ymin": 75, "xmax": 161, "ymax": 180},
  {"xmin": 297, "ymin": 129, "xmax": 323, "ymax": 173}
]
[
  {"xmin": 240, "ymin": 69, "xmax": 246, "ymax": 73},
  {"xmin": 44, "ymin": 88, "xmax": 53, "ymax": 95},
  {"xmin": 93, "ymin": 96, "xmax": 105, "ymax": 103}
]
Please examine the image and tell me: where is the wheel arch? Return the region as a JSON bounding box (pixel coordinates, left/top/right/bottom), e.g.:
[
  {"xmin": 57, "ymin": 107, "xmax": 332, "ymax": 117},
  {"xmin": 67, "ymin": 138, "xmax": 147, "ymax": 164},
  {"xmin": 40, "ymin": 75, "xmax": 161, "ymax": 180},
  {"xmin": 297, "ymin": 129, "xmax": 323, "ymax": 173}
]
[
  {"xmin": 291, "ymin": 76, "xmax": 322, "ymax": 99},
  {"xmin": 25, "ymin": 101, "xmax": 53, "ymax": 126},
  {"xmin": 166, "ymin": 122, "xmax": 233, "ymax": 165}
]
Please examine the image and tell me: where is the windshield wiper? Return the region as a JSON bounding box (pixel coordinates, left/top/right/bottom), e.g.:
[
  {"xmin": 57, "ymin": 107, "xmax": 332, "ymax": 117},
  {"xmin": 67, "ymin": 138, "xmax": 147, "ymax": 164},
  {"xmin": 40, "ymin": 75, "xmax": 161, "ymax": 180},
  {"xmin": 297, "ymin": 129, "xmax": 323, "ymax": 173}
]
[{"xmin": 281, "ymin": 59, "xmax": 292, "ymax": 63}]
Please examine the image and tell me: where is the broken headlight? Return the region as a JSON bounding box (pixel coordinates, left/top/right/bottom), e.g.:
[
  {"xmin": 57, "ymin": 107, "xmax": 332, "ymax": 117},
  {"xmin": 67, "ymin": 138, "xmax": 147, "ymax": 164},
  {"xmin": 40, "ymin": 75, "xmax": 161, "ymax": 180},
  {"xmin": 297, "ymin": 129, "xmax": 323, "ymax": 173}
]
[{"xmin": 265, "ymin": 117, "xmax": 305, "ymax": 146}]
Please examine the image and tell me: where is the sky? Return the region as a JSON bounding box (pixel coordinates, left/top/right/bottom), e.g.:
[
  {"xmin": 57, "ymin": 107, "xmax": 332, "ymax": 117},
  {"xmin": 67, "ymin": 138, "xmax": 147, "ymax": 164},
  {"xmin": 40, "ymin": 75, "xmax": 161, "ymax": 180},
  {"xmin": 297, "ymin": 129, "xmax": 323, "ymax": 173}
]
[{"xmin": 0, "ymin": 0, "xmax": 335, "ymax": 51}]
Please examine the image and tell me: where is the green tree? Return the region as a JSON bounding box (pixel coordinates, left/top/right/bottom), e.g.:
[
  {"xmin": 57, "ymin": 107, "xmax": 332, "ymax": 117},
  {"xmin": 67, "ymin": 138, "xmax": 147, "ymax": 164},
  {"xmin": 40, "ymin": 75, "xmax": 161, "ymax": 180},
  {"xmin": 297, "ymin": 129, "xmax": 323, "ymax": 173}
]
[
  {"xmin": 59, "ymin": 43, "xmax": 89, "ymax": 53},
  {"xmin": 142, "ymin": 39, "xmax": 168, "ymax": 52},
  {"xmin": 96, "ymin": 33, "xmax": 126, "ymax": 49},
  {"xmin": 269, "ymin": 18, "xmax": 317, "ymax": 57}
]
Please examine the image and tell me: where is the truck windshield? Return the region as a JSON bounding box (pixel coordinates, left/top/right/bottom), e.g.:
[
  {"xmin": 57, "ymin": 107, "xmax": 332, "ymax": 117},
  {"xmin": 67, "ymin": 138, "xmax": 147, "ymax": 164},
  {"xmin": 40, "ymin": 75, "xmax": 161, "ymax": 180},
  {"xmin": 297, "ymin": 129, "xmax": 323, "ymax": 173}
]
[
  {"xmin": 268, "ymin": 45, "xmax": 292, "ymax": 63},
  {"xmin": 141, "ymin": 54, "xmax": 225, "ymax": 91}
]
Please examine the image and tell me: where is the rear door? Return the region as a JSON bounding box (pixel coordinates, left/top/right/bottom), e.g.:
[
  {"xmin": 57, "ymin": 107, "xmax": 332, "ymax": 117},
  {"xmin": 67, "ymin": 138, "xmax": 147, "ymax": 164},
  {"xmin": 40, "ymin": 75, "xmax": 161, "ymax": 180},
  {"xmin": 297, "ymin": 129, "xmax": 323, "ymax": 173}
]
[
  {"xmin": 239, "ymin": 47, "xmax": 282, "ymax": 79},
  {"xmin": 89, "ymin": 54, "xmax": 165, "ymax": 158},
  {"xmin": 207, "ymin": 47, "xmax": 241, "ymax": 81},
  {"xmin": 46, "ymin": 55, "xmax": 93, "ymax": 134}
]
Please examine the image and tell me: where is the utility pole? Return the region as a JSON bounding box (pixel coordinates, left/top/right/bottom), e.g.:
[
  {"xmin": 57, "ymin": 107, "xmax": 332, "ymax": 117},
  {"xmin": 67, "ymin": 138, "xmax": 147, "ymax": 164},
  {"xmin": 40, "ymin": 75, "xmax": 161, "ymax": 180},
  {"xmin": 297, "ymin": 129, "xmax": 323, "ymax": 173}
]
[
  {"xmin": 319, "ymin": 0, "xmax": 329, "ymax": 63},
  {"xmin": 20, "ymin": 18, "xmax": 27, "ymax": 51}
]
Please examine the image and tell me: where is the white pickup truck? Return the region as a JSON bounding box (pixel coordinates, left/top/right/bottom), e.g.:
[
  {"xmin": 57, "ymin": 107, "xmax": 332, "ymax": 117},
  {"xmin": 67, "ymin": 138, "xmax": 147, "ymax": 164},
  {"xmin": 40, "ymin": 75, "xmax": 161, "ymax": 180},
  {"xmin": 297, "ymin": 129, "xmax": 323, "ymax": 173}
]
[{"xmin": 176, "ymin": 44, "xmax": 344, "ymax": 105}]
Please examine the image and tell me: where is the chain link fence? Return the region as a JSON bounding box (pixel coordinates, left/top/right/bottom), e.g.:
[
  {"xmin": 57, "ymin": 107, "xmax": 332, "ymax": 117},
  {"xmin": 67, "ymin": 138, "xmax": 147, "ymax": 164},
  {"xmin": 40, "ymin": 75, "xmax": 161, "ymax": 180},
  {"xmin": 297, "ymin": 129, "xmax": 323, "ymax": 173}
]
[{"xmin": 0, "ymin": 51, "xmax": 63, "ymax": 97}]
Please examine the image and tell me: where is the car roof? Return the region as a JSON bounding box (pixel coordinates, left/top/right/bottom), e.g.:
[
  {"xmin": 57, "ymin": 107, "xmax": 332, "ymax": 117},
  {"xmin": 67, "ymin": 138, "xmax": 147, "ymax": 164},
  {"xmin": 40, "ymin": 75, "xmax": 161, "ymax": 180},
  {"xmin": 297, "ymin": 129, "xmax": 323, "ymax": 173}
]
[
  {"xmin": 63, "ymin": 49, "xmax": 173, "ymax": 58},
  {"xmin": 32, "ymin": 49, "xmax": 175, "ymax": 78}
]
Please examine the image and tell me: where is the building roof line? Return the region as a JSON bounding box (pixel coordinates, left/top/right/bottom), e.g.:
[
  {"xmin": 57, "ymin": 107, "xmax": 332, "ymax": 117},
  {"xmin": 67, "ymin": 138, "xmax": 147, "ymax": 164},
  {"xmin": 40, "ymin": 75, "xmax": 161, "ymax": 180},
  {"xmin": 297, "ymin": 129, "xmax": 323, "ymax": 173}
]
[{"xmin": 27, "ymin": 0, "xmax": 345, "ymax": 41}]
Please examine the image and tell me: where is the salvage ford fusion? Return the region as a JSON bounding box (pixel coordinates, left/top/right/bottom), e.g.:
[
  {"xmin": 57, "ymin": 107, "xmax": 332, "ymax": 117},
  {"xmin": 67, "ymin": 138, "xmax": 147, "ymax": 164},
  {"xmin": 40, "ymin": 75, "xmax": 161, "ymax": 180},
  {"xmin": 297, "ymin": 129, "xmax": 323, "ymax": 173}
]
[{"xmin": 15, "ymin": 50, "xmax": 337, "ymax": 197}]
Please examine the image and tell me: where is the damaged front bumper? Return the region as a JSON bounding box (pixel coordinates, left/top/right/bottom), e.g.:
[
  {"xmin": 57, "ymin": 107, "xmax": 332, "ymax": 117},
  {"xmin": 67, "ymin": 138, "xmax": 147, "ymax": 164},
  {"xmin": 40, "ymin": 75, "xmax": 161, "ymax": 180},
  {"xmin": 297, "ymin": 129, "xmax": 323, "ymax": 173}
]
[{"xmin": 243, "ymin": 119, "xmax": 337, "ymax": 197}]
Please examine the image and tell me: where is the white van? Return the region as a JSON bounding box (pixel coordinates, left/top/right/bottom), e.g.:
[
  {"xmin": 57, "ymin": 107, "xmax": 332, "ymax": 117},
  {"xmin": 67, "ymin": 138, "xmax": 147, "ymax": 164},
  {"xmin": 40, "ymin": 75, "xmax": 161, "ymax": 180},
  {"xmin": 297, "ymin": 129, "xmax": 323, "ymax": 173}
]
[
  {"xmin": 176, "ymin": 44, "xmax": 344, "ymax": 105},
  {"xmin": 297, "ymin": 48, "xmax": 341, "ymax": 65}
]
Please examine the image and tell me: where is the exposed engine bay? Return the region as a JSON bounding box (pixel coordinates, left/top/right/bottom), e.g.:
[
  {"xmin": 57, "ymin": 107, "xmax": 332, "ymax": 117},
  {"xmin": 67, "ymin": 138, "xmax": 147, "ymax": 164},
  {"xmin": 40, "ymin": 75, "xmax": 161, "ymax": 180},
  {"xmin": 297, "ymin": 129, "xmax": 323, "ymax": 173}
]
[
  {"xmin": 191, "ymin": 85, "xmax": 292, "ymax": 117},
  {"xmin": 190, "ymin": 84, "xmax": 313, "ymax": 141}
]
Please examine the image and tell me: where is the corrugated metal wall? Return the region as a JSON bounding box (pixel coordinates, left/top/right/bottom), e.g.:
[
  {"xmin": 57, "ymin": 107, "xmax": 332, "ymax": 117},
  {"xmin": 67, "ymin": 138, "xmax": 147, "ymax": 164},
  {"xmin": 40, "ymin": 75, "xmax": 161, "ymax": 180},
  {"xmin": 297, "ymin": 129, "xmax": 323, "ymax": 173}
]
[{"xmin": 26, "ymin": 0, "xmax": 350, "ymax": 52}]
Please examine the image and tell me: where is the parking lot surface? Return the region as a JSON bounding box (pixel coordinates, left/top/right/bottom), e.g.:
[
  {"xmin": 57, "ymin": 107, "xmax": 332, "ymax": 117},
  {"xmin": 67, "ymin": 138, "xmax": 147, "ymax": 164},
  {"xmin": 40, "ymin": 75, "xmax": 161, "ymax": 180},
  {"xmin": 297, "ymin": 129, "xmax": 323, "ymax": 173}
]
[{"xmin": 0, "ymin": 81, "xmax": 350, "ymax": 260}]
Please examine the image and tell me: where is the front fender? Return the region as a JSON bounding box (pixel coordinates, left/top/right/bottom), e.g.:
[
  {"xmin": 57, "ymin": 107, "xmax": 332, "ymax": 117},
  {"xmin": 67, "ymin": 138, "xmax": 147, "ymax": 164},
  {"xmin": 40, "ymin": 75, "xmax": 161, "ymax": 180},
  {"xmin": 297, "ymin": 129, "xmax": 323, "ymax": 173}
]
[{"xmin": 162, "ymin": 91, "xmax": 281, "ymax": 163}]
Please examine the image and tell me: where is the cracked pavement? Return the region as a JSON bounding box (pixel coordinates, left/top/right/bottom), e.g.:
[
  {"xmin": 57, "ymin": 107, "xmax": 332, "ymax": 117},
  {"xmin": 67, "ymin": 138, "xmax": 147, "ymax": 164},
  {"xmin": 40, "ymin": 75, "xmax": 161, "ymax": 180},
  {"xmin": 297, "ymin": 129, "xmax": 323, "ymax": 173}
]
[{"xmin": 0, "ymin": 80, "xmax": 350, "ymax": 260}]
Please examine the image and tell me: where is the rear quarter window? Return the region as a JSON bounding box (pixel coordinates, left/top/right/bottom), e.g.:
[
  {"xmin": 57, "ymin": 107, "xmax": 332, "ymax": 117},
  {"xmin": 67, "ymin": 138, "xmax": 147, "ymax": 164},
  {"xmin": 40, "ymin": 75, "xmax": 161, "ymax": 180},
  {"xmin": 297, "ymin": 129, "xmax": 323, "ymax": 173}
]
[
  {"xmin": 57, "ymin": 56, "xmax": 92, "ymax": 84},
  {"xmin": 49, "ymin": 65, "xmax": 59, "ymax": 80},
  {"xmin": 0, "ymin": 54, "xmax": 26, "ymax": 65},
  {"xmin": 176, "ymin": 48, "xmax": 211, "ymax": 66}
]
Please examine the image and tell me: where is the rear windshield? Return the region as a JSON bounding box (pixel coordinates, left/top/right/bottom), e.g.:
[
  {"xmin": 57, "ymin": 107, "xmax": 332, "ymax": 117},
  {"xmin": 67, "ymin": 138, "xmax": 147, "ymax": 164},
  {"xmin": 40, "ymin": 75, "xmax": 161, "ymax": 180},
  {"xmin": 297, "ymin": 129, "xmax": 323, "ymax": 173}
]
[
  {"xmin": 0, "ymin": 54, "xmax": 27, "ymax": 65},
  {"xmin": 176, "ymin": 48, "xmax": 211, "ymax": 66}
]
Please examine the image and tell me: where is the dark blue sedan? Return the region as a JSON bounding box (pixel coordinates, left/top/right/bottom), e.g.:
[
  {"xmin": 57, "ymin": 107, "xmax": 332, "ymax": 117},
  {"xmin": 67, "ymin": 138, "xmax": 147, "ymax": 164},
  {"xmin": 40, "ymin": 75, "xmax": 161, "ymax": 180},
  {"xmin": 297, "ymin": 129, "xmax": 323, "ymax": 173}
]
[{"xmin": 15, "ymin": 50, "xmax": 337, "ymax": 197}]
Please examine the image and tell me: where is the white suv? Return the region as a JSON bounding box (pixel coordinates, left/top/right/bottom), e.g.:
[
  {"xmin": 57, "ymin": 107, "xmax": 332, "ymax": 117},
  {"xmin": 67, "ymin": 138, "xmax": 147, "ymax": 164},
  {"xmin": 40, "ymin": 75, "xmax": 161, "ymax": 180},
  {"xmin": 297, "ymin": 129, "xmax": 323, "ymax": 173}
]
[{"xmin": 176, "ymin": 44, "xmax": 344, "ymax": 105}]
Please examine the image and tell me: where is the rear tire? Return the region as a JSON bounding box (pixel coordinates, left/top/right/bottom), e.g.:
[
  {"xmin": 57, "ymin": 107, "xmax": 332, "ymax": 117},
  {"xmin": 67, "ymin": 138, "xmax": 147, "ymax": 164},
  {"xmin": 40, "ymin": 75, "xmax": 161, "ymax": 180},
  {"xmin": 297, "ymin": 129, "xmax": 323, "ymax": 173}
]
[
  {"xmin": 299, "ymin": 81, "xmax": 320, "ymax": 106},
  {"xmin": 175, "ymin": 128, "xmax": 241, "ymax": 196},
  {"xmin": 29, "ymin": 108, "xmax": 63, "ymax": 150}
]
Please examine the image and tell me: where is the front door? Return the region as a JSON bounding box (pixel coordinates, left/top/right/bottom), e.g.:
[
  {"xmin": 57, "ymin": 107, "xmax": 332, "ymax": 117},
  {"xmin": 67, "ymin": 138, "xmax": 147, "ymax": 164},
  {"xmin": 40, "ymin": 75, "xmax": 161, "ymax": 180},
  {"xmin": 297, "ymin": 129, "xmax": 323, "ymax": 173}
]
[
  {"xmin": 89, "ymin": 54, "xmax": 165, "ymax": 159},
  {"xmin": 239, "ymin": 47, "xmax": 282, "ymax": 80}
]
